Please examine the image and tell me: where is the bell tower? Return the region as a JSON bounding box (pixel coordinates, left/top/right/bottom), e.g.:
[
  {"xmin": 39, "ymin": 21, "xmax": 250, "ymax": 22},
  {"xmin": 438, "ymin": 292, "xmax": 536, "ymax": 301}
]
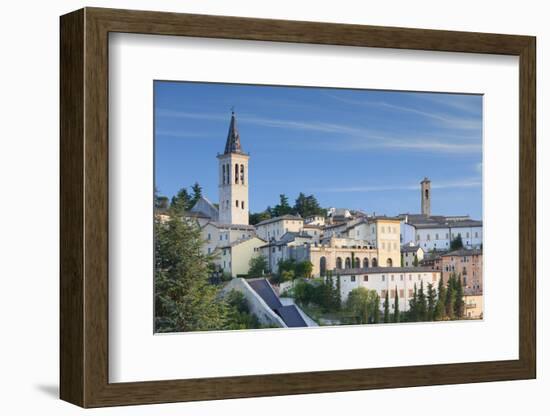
[
  {"xmin": 421, "ymin": 177, "xmax": 431, "ymax": 217},
  {"xmin": 218, "ymin": 111, "xmax": 249, "ymax": 225}
]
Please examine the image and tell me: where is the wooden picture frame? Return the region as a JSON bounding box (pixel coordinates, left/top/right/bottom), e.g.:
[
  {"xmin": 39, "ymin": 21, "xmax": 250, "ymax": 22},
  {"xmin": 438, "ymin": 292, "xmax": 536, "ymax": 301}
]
[{"xmin": 60, "ymin": 7, "xmax": 536, "ymax": 408}]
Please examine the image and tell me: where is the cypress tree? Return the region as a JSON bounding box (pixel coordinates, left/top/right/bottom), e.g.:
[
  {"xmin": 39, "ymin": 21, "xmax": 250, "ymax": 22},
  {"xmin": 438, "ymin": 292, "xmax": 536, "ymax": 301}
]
[
  {"xmin": 393, "ymin": 286, "xmax": 400, "ymax": 323},
  {"xmin": 455, "ymin": 276, "xmax": 465, "ymax": 319},
  {"xmin": 417, "ymin": 281, "xmax": 427, "ymax": 321},
  {"xmin": 434, "ymin": 275, "xmax": 447, "ymax": 320},
  {"xmin": 409, "ymin": 284, "xmax": 418, "ymax": 322},
  {"xmin": 383, "ymin": 291, "xmax": 390, "ymax": 323},
  {"xmin": 445, "ymin": 274, "xmax": 457, "ymax": 319},
  {"xmin": 427, "ymin": 283, "xmax": 436, "ymax": 321},
  {"xmin": 373, "ymin": 295, "xmax": 381, "ymax": 324}
]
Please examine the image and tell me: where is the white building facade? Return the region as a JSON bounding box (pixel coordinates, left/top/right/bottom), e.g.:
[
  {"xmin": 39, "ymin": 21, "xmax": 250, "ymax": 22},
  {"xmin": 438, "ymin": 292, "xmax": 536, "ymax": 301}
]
[{"xmin": 335, "ymin": 267, "xmax": 442, "ymax": 312}]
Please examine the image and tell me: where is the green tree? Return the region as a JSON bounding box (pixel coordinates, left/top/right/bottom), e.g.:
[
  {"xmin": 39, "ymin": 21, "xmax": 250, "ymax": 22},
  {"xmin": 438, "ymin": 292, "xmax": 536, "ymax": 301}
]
[
  {"xmin": 224, "ymin": 290, "xmax": 262, "ymax": 330},
  {"xmin": 445, "ymin": 274, "xmax": 457, "ymax": 319},
  {"xmin": 455, "ymin": 276, "xmax": 465, "ymax": 319},
  {"xmin": 293, "ymin": 192, "xmax": 326, "ymax": 218},
  {"xmin": 189, "ymin": 182, "xmax": 203, "ymax": 208},
  {"xmin": 295, "ymin": 261, "xmax": 313, "ymax": 278},
  {"xmin": 417, "ymin": 281, "xmax": 427, "ymax": 321},
  {"xmin": 293, "ymin": 280, "xmax": 316, "ymax": 305},
  {"xmin": 248, "ymin": 255, "xmax": 268, "ymax": 277},
  {"xmin": 373, "ymin": 295, "xmax": 381, "ymax": 324},
  {"xmin": 409, "ymin": 284, "xmax": 418, "ymax": 321},
  {"xmin": 413, "ymin": 254, "xmax": 419, "ymax": 267},
  {"xmin": 427, "ymin": 283, "xmax": 436, "ymax": 321},
  {"xmin": 450, "ymin": 234, "xmax": 464, "ymax": 250},
  {"xmin": 154, "ymin": 215, "xmax": 226, "ymax": 332},
  {"xmin": 383, "ymin": 291, "xmax": 390, "ymax": 323},
  {"xmin": 434, "ymin": 276, "xmax": 447, "ymax": 320},
  {"xmin": 249, "ymin": 210, "xmax": 271, "ymax": 225},
  {"xmin": 170, "ymin": 187, "xmax": 191, "ymax": 215},
  {"xmin": 346, "ymin": 287, "xmax": 379, "ymax": 324},
  {"xmin": 272, "ymin": 194, "xmax": 293, "ymax": 217},
  {"xmin": 393, "ymin": 286, "xmax": 400, "ymax": 323}
]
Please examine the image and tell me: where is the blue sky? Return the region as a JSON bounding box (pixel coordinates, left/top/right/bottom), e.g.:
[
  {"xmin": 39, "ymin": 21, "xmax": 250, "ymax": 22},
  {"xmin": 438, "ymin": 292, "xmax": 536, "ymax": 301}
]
[{"xmin": 154, "ymin": 81, "xmax": 482, "ymax": 219}]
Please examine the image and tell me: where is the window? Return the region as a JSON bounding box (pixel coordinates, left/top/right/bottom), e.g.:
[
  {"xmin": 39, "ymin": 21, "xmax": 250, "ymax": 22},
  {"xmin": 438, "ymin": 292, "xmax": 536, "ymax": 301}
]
[
  {"xmin": 223, "ymin": 249, "xmax": 227, "ymax": 255},
  {"xmin": 241, "ymin": 201, "xmax": 245, "ymax": 209},
  {"xmin": 399, "ymin": 289, "xmax": 404, "ymax": 298},
  {"xmin": 390, "ymin": 290, "xmax": 395, "ymax": 297},
  {"xmin": 466, "ymin": 232, "xmax": 470, "ymax": 238},
  {"xmin": 475, "ymin": 232, "xmax": 479, "ymax": 238},
  {"xmin": 235, "ymin": 200, "xmax": 239, "ymax": 208},
  {"xmin": 446, "ymin": 233, "xmax": 449, "ymax": 239},
  {"xmin": 382, "ymin": 242, "xmax": 386, "ymax": 250},
  {"xmin": 219, "ymin": 235, "xmax": 223, "ymax": 241},
  {"xmin": 391, "ymin": 275, "xmax": 394, "ymax": 281},
  {"xmin": 240, "ymin": 164, "xmax": 245, "ymax": 184},
  {"xmin": 235, "ymin": 164, "xmax": 239, "ymax": 184},
  {"xmin": 408, "ymin": 289, "xmax": 413, "ymax": 297},
  {"xmin": 272, "ymin": 247, "xmax": 276, "ymax": 253},
  {"xmin": 222, "ymin": 164, "xmax": 226, "ymax": 184},
  {"xmin": 363, "ymin": 275, "xmax": 368, "ymax": 282},
  {"xmin": 382, "ymin": 275, "xmax": 385, "ymax": 282},
  {"xmin": 372, "ymin": 258, "xmax": 378, "ymax": 267},
  {"xmin": 400, "ymin": 274, "xmax": 404, "ymax": 281},
  {"xmin": 435, "ymin": 233, "xmax": 439, "ymax": 240},
  {"xmin": 427, "ymin": 234, "xmax": 430, "ymax": 241},
  {"xmin": 345, "ymin": 257, "xmax": 351, "ymax": 269},
  {"xmin": 354, "ymin": 257, "xmax": 360, "ymax": 268},
  {"xmin": 363, "ymin": 258, "xmax": 369, "ymax": 268},
  {"xmin": 351, "ymin": 276, "xmax": 356, "ymax": 282},
  {"xmin": 381, "ymin": 226, "xmax": 385, "ymax": 233},
  {"xmin": 207, "ymin": 233, "xmax": 211, "ymax": 240},
  {"xmin": 208, "ymin": 248, "xmax": 211, "ymax": 254},
  {"xmin": 336, "ymin": 257, "xmax": 343, "ymax": 269}
]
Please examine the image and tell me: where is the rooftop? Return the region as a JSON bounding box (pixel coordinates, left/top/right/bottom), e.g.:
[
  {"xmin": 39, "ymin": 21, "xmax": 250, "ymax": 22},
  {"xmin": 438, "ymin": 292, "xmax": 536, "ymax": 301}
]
[
  {"xmin": 441, "ymin": 248, "xmax": 482, "ymax": 257},
  {"xmin": 333, "ymin": 266, "xmax": 437, "ymax": 275},
  {"xmin": 255, "ymin": 214, "xmax": 303, "ymax": 227}
]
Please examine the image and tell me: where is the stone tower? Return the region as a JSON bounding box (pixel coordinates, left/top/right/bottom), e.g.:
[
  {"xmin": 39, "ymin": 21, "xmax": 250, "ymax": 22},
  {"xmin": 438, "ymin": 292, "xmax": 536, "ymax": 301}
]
[
  {"xmin": 421, "ymin": 177, "xmax": 431, "ymax": 217},
  {"xmin": 218, "ymin": 112, "xmax": 249, "ymax": 225}
]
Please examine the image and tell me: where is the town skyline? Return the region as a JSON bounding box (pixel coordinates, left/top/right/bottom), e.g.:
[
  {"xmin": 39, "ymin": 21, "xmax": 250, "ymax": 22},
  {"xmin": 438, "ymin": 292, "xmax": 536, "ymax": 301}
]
[{"xmin": 155, "ymin": 81, "xmax": 483, "ymax": 219}]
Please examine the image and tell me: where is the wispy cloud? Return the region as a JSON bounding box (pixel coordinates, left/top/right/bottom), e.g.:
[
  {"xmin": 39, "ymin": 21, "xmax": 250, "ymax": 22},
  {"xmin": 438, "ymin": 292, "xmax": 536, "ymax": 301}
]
[
  {"xmin": 157, "ymin": 108, "xmax": 481, "ymax": 154},
  {"xmin": 323, "ymin": 93, "xmax": 481, "ymax": 131},
  {"xmin": 156, "ymin": 130, "xmax": 211, "ymax": 139},
  {"xmin": 312, "ymin": 178, "xmax": 482, "ymax": 193}
]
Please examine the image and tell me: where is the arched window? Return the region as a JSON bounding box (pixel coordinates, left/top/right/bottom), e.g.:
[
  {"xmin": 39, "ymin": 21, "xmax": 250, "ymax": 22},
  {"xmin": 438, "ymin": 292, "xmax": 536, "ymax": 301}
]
[
  {"xmin": 222, "ymin": 164, "xmax": 226, "ymax": 184},
  {"xmin": 235, "ymin": 164, "xmax": 239, "ymax": 184},
  {"xmin": 372, "ymin": 258, "xmax": 378, "ymax": 267},
  {"xmin": 241, "ymin": 201, "xmax": 244, "ymax": 209},
  {"xmin": 235, "ymin": 200, "xmax": 239, "ymax": 208},
  {"xmin": 320, "ymin": 257, "xmax": 327, "ymax": 276},
  {"xmin": 363, "ymin": 258, "xmax": 369, "ymax": 268},
  {"xmin": 425, "ymin": 189, "xmax": 429, "ymax": 199},
  {"xmin": 336, "ymin": 257, "xmax": 342, "ymax": 269},
  {"xmin": 387, "ymin": 258, "xmax": 393, "ymax": 267},
  {"xmin": 226, "ymin": 164, "xmax": 230, "ymax": 183},
  {"xmin": 353, "ymin": 257, "xmax": 360, "ymax": 268},
  {"xmin": 345, "ymin": 257, "xmax": 351, "ymax": 269},
  {"xmin": 240, "ymin": 164, "xmax": 245, "ymax": 184}
]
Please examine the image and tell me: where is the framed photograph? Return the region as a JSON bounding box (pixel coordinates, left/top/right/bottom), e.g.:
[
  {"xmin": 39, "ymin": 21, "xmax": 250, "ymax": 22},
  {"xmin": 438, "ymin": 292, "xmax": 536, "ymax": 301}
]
[{"xmin": 60, "ymin": 7, "xmax": 536, "ymax": 408}]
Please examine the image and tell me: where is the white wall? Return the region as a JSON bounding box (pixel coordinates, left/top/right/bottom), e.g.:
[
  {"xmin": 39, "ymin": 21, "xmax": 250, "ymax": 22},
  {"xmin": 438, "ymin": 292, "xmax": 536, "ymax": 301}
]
[{"xmin": 0, "ymin": 1, "xmax": 546, "ymax": 415}]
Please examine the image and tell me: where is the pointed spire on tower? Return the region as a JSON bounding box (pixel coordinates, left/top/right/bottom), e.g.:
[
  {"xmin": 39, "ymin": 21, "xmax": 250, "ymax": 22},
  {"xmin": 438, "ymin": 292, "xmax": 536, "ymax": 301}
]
[{"xmin": 224, "ymin": 110, "xmax": 244, "ymax": 154}]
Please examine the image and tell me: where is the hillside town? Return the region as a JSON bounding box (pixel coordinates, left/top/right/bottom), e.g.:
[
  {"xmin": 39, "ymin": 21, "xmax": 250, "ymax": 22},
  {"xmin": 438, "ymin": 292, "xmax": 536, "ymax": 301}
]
[{"xmin": 155, "ymin": 112, "xmax": 483, "ymax": 331}]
